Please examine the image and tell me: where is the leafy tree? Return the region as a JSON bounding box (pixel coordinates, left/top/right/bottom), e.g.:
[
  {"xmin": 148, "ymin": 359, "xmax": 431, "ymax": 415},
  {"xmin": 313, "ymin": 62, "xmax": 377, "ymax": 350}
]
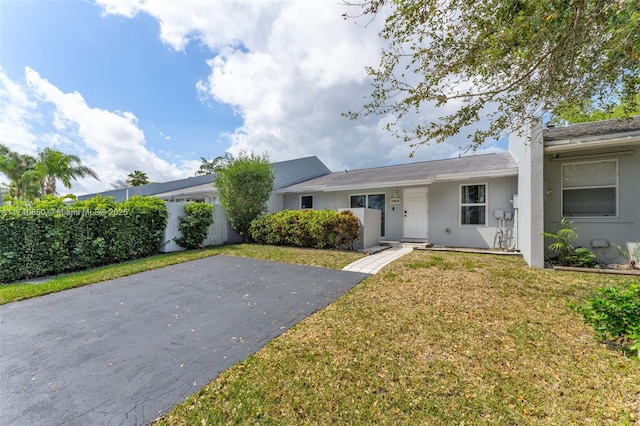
[
  {"xmin": 35, "ymin": 147, "xmax": 99, "ymax": 196},
  {"xmin": 214, "ymin": 151, "xmax": 274, "ymax": 240},
  {"xmin": 195, "ymin": 152, "xmax": 234, "ymax": 176},
  {"xmin": 344, "ymin": 0, "xmax": 640, "ymax": 151},
  {"xmin": 553, "ymin": 94, "xmax": 640, "ymax": 125},
  {"xmin": 127, "ymin": 170, "xmax": 150, "ymax": 187}
]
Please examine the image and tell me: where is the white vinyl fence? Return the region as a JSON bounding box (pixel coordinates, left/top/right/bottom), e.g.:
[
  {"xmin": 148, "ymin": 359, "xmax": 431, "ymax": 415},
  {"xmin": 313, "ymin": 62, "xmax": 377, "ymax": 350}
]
[{"xmin": 161, "ymin": 201, "xmax": 229, "ymax": 252}]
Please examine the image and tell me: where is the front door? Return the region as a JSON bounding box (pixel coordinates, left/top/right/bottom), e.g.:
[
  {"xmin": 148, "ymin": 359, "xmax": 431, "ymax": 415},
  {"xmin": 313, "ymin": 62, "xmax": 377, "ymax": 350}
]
[{"xmin": 403, "ymin": 187, "xmax": 428, "ymax": 240}]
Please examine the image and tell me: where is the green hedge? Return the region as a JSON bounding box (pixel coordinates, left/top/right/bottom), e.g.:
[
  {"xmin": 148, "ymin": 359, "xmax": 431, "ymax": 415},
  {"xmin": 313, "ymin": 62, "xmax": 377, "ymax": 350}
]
[
  {"xmin": 0, "ymin": 196, "xmax": 168, "ymax": 283},
  {"xmin": 249, "ymin": 209, "xmax": 360, "ymax": 249}
]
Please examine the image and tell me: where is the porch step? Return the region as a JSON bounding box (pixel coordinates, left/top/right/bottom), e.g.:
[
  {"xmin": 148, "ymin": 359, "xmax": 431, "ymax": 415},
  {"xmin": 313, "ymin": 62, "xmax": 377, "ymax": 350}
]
[{"xmin": 381, "ymin": 240, "xmax": 432, "ymax": 249}]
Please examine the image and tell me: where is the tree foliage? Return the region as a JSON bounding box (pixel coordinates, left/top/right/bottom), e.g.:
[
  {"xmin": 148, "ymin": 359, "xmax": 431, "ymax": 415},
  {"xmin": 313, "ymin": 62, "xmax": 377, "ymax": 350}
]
[
  {"xmin": 195, "ymin": 152, "xmax": 234, "ymax": 176},
  {"xmin": 35, "ymin": 147, "xmax": 99, "ymax": 196},
  {"xmin": 0, "ymin": 144, "xmax": 97, "ymax": 201},
  {"xmin": 127, "ymin": 170, "xmax": 150, "ymax": 187},
  {"xmin": 214, "ymin": 152, "xmax": 274, "ymax": 239},
  {"xmin": 344, "ymin": 0, "xmax": 640, "ymax": 151},
  {"xmin": 553, "ymin": 94, "xmax": 640, "ymax": 125}
]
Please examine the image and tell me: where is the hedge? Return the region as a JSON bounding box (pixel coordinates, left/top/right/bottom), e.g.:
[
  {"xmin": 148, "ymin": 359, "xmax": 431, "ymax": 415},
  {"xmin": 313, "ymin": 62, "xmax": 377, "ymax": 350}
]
[
  {"xmin": 0, "ymin": 196, "xmax": 168, "ymax": 283},
  {"xmin": 249, "ymin": 209, "xmax": 360, "ymax": 249}
]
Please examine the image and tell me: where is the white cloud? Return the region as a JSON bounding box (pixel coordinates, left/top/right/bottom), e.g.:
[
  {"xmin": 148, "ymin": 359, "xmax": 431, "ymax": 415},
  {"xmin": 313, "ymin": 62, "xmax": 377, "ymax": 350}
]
[
  {"xmin": 96, "ymin": 0, "xmax": 506, "ymax": 172},
  {"xmin": 0, "ymin": 68, "xmax": 39, "ymax": 154},
  {"xmin": 0, "ymin": 67, "xmax": 196, "ymax": 194}
]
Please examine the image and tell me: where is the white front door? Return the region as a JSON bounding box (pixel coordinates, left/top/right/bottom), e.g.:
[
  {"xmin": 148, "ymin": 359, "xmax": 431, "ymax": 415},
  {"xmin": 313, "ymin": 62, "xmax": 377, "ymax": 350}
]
[{"xmin": 403, "ymin": 187, "xmax": 428, "ymax": 239}]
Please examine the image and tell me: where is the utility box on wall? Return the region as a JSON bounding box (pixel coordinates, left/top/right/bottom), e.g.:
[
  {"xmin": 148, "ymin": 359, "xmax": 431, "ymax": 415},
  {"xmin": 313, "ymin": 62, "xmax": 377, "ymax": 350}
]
[{"xmin": 339, "ymin": 207, "xmax": 381, "ymax": 250}]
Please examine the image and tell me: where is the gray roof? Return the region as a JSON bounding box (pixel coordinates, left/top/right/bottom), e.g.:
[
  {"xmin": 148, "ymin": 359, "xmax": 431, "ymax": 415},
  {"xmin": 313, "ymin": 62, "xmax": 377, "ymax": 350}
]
[
  {"xmin": 544, "ymin": 116, "xmax": 640, "ymax": 142},
  {"xmin": 280, "ymin": 152, "xmax": 518, "ymax": 193},
  {"xmin": 78, "ymin": 156, "xmax": 331, "ymax": 202}
]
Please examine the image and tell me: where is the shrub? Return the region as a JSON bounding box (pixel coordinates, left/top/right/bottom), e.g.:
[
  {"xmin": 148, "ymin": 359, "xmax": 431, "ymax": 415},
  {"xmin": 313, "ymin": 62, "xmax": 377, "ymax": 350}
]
[
  {"xmin": 543, "ymin": 219, "xmax": 597, "ymax": 267},
  {"xmin": 249, "ymin": 209, "xmax": 359, "ymax": 250},
  {"xmin": 564, "ymin": 247, "xmax": 598, "ymax": 268},
  {"xmin": 0, "ymin": 195, "xmax": 168, "ymax": 283},
  {"xmin": 174, "ymin": 203, "xmax": 214, "ymax": 249},
  {"xmin": 573, "ymin": 281, "xmax": 640, "ymax": 357}
]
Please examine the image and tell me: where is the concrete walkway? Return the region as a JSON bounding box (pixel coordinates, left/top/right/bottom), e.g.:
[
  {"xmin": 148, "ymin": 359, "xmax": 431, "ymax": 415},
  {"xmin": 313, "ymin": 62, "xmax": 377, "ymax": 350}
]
[{"xmin": 342, "ymin": 246, "xmax": 414, "ymax": 274}]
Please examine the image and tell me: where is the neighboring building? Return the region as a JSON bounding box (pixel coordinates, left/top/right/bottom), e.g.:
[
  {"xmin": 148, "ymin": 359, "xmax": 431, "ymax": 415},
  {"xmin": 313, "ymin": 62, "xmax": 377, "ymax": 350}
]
[
  {"xmin": 78, "ymin": 156, "xmax": 331, "ymax": 209},
  {"xmin": 510, "ymin": 116, "xmax": 640, "ymax": 267}
]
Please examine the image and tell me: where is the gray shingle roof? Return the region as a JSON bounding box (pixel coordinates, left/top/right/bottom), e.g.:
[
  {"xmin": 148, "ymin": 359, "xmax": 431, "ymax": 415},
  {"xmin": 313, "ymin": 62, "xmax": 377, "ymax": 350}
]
[
  {"xmin": 544, "ymin": 116, "xmax": 640, "ymax": 142},
  {"xmin": 281, "ymin": 152, "xmax": 517, "ymax": 193},
  {"xmin": 78, "ymin": 156, "xmax": 331, "ymax": 202}
]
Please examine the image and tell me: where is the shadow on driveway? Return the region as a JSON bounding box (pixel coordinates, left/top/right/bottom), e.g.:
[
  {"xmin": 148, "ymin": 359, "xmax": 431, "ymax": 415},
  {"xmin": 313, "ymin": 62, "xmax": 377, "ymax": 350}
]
[{"xmin": 0, "ymin": 255, "xmax": 369, "ymax": 426}]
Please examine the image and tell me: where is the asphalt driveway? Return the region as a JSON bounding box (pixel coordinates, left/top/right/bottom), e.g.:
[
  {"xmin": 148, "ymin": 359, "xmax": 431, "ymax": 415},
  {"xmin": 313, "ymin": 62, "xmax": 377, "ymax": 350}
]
[{"xmin": 0, "ymin": 255, "xmax": 369, "ymax": 426}]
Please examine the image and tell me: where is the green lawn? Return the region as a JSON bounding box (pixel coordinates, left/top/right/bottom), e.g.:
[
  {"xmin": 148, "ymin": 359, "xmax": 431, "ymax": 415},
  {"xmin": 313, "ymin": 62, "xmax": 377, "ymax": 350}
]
[
  {"xmin": 0, "ymin": 244, "xmax": 364, "ymax": 305},
  {"xmin": 3, "ymin": 246, "xmax": 638, "ymax": 424},
  {"xmin": 154, "ymin": 250, "xmax": 640, "ymax": 425}
]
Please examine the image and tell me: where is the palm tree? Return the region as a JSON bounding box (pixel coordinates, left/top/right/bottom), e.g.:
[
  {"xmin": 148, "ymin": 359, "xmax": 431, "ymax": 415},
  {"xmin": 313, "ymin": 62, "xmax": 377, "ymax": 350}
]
[
  {"xmin": 195, "ymin": 152, "xmax": 234, "ymax": 176},
  {"xmin": 127, "ymin": 170, "xmax": 150, "ymax": 187},
  {"xmin": 0, "ymin": 144, "xmax": 39, "ymax": 200},
  {"xmin": 35, "ymin": 147, "xmax": 99, "ymax": 196}
]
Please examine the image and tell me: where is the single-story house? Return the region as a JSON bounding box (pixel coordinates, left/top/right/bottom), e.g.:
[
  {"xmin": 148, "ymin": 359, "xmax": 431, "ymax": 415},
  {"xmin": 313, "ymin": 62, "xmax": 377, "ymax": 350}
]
[
  {"xmin": 278, "ymin": 152, "xmax": 519, "ymax": 251},
  {"xmin": 78, "ymin": 116, "xmax": 640, "ymax": 268}
]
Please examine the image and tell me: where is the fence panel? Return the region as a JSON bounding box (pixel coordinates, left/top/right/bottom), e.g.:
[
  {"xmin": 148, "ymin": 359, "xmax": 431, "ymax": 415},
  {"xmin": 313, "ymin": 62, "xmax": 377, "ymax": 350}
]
[{"xmin": 161, "ymin": 202, "xmax": 228, "ymax": 252}]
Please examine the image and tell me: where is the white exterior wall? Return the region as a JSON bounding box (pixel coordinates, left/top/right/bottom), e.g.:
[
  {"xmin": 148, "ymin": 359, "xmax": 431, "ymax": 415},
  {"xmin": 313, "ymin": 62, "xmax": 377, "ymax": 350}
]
[
  {"xmin": 339, "ymin": 207, "xmax": 381, "ymax": 249},
  {"xmin": 543, "ymin": 146, "xmax": 640, "ymax": 264},
  {"xmin": 282, "ymin": 176, "xmax": 517, "ymax": 248},
  {"xmin": 509, "ymin": 121, "xmax": 545, "ymax": 268},
  {"xmin": 428, "ymin": 177, "xmax": 518, "ymax": 248}
]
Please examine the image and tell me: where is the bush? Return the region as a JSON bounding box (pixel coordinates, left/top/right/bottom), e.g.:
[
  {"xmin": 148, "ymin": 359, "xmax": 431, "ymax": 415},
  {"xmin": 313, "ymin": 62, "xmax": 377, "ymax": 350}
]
[
  {"xmin": 573, "ymin": 281, "xmax": 640, "ymax": 357},
  {"xmin": 249, "ymin": 209, "xmax": 360, "ymax": 250},
  {"xmin": 564, "ymin": 247, "xmax": 598, "ymax": 268},
  {"xmin": 543, "ymin": 219, "xmax": 597, "ymax": 267},
  {"xmin": 0, "ymin": 195, "xmax": 168, "ymax": 283},
  {"xmin": 174, "ymin": 203, "xmax": 214, "ymax": 249}
]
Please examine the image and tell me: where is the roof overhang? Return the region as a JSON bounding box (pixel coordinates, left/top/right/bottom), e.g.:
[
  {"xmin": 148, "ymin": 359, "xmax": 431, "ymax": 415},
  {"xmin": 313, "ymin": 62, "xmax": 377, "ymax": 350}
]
[
  {"xmin": 544, "ymin": 132, "xmax": 640, "ymax": 154},
  {"xmin": 432, "ymin": 168, "xmax": 518, "ymax": 182},
  {"xmin": 277, "ymin": 168, "xmax": 518, "ymax": 194}
]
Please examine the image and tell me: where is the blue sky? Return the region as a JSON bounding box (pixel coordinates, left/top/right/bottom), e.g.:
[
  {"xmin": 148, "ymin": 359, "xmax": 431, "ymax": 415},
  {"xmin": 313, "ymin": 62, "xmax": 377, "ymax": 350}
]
[{"xmin": 0, "ymin": 0, "xmax": 505, "ymax": 194}]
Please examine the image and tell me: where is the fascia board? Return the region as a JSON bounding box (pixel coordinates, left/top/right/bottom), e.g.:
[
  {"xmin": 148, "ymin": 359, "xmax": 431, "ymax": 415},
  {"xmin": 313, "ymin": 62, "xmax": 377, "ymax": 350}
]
[
  {"xmin": 433, "ymin": 168, "xmax": 518, "ymax": 181},
  {"xmin": 545, "ymin": 134, "xmax": 640, "ymax": 153}
]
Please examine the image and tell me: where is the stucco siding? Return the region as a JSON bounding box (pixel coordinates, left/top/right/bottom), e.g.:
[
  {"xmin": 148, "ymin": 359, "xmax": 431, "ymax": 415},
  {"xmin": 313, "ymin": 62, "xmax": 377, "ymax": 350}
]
[
  {"xmin": 509, "ymin": 121, "xmax": 545, "ymax": 268},
  {"xmin": 544, "ymin": 147, "xmax": 640, "ymax": 264},
  {"xmin": 428, "ymin": 177, "xmax": 518, "ymax": 248},
  {"xmin": 283, "ymin": 178, "xmax": 517, "ymax": 247}
]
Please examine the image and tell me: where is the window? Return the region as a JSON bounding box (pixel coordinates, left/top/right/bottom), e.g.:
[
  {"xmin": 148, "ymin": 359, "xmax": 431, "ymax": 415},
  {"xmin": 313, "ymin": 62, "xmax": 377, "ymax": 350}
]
[
  {"xmin": 562, "ymin": 160, "xmax": 617, "ymax": 217},
  {"xmin": 300, "ymin": 195, "xmax": 313, "ymax": 209},
  {"xmin": 350, "ymin": 193, "xmax": 386, "ymax": 236},
  {"xmin": 460, "ymin": 184, "xmax": 486, "ymax": 226}
]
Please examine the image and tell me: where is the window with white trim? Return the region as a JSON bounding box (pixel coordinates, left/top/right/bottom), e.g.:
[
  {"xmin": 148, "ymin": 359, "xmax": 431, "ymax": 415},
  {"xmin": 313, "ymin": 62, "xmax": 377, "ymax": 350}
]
[
  {"xmin": 562, "ymin": 159, "xmax": 617, "ymax": 217},
  {"xmin": 300, "ymin": 195, "xmax": 313, "ymax": 209},
  {"xmin": 460, "ymin": 184, "xmax": 486, "ymax": 226}
]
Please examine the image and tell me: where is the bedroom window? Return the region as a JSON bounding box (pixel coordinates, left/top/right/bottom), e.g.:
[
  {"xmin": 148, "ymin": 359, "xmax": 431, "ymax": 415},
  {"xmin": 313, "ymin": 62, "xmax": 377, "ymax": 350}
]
[
  {"xmin": 460, "ymin": 184, "xmax": 486, "ymax": 226},
  {"xmin": 562, "ymin": 160, "xmax": 617, "ymax": 217},
  {"xmin": 300, "ymin": 195, "xmax": 313, "ymax": 209}
]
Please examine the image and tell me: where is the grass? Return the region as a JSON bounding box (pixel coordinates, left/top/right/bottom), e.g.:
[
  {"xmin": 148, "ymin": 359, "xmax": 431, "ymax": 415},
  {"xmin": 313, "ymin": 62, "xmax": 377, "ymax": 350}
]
[
  {"xmin": 155, "ymin": 250, "xmax": 640, "ymax": 425},
  {"xmin": 0, "ymin": 244, "xmax": 364, "ymax": 305}
]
